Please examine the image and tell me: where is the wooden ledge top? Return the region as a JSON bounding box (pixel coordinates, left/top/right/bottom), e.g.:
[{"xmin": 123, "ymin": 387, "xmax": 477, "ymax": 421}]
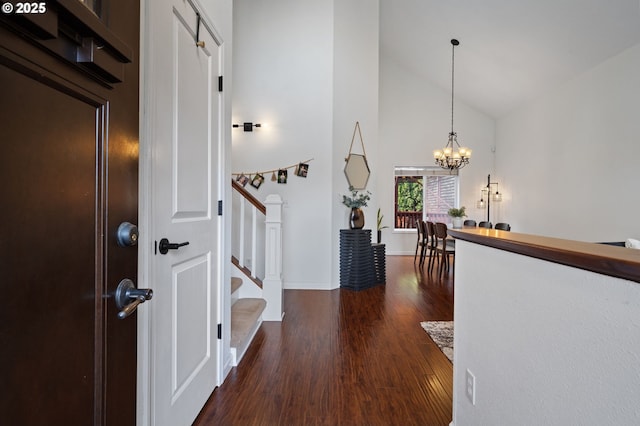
[{"xmin": 448, "ymin": 228, "xmax": 640, "ymax": 284}]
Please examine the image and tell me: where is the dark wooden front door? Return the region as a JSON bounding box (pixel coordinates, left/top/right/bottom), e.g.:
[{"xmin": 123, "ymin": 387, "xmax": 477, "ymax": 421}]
[{"xmin": 0, "ymin": 1, "xmax": 140, "ymax": 425}]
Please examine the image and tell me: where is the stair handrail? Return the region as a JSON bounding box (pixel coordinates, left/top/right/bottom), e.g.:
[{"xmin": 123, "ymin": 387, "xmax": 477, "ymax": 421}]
[{"xmin": 232, "ymin": 179, "xmax": 266, "ymax": 214}]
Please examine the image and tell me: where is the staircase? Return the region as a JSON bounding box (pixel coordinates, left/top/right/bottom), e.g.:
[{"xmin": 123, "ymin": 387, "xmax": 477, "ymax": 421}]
[
  {"xmin": 229, "ymin": 180, "xmax": 284, "ymax": 366},
  {"xmin": 230, "ymin": 276, "xmax": 266, "ymax": 365}
]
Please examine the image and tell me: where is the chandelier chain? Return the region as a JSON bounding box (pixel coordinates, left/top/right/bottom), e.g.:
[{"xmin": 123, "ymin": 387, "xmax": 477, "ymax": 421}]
[
  {"xmin": 433, "ymin": 38, "xmax": 470, "ymax": 170},
  {"xmin": 451, "ymin": 41, "xmax": 455, "ymax": 135}
]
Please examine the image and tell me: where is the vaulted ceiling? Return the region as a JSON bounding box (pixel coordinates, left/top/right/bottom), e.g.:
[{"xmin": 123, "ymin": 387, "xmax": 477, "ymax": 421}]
[{"xmin": 380, "ymin": 0, "xmax": 640, "ymax": 118}]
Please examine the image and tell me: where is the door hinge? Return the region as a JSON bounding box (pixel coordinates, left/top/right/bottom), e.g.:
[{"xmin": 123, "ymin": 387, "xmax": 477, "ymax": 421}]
[
  {"xmin": 217, "ymin": 323, "xmax": 222, "ymax": 339},
  {"xmin": 218, "ymin": 200, "xmax": 223, "ymax": 216},
  {"xmin": 218, "ymin": 75, "xmax": 223, "ymax": 92}
]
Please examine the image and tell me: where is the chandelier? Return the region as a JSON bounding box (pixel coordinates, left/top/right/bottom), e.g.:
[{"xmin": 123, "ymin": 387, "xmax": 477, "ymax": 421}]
[{"xmin": 434, "ymin": 39, "xmax": 471, "ymax": 170}]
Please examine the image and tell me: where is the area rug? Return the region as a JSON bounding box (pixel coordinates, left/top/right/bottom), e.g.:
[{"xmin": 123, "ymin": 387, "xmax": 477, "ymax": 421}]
[{"xmin": 420, "ymin": 321, "xmax": 453, "ymax": 363}]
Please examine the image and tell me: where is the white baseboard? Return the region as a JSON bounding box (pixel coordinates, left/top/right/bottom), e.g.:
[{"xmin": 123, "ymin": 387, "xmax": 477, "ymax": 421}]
[
  {"xmin": 386, "ymin": 250, "xmax": 415, "ymax": 256},
  {"xmin": 220, "ymin": 354, "xmax": 233, "ymax": 385},
  {"xmin": 284, "ymin": 281, "xmax": 335, "ymax": 290}
]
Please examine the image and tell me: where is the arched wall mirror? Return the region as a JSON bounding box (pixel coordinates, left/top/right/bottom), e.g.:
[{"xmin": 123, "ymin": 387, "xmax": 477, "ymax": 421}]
[{"xmin": 344, "ymin": 154, "xmax": 370, "ymax": 190}]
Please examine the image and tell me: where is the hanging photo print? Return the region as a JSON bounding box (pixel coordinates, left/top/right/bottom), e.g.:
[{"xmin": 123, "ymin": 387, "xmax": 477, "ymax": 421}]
[
  {"xmin": 277, "ymin": 169, "xmax": 288, "ymax": 184},
  {"xmin": 232, "ymin": 158, "xmax": 313, "ymax": 188},
  {"xmin": 295, "ymin": 163, "xmax": 309, "ymax": 178},
  {"xmin": 236, "ymin": 173, "xmax": 249, "ymax": 187},
  {"xmin": 251, "ymin": 173, "xmax": 265, "ymax": 189}
]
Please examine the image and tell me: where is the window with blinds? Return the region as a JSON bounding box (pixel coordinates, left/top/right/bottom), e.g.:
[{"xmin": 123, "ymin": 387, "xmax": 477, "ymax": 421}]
[{"xmin": 394, "ymin": 167, "xmax": 459, "ymax": 229}]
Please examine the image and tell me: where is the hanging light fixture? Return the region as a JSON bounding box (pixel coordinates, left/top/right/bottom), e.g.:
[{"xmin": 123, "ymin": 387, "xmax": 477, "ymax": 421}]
[
  {"xmin": 434, "ymin": 39, "xmax": 471, "ymax": 170},
  {"xmin": 476, "ymin": 174, "xmax": 502, "ymax": 222}
]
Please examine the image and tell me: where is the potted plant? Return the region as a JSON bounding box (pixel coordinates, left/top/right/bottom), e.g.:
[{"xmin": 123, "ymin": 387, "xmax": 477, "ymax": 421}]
[
  {"xmin": 448, "ymin": 206, "xmax": 467, "ymax": 229},
  {"xmin": 342, "ymin": 186, "xmax": 371, "ymax": 229},
  {"xmin": 376, "ymin": 208, "xmax": 389, "ymax": 244}
]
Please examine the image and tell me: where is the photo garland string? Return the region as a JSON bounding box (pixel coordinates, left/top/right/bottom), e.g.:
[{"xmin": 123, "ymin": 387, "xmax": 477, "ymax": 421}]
[{"xmin": 233, "ymin": 158, "xmax": 313, "ymax": 190}]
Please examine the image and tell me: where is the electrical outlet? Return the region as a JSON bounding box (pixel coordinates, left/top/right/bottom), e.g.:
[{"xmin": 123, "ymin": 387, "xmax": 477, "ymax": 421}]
[{"xmin": 466, "ymin": 369, "xmax": 476, "ymax": 405}]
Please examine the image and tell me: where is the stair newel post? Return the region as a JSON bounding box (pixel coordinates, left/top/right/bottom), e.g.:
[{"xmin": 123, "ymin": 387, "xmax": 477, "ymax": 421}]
[{"xmin": 263, "ymin": 194, "xmax": 284, "ymax": 321}]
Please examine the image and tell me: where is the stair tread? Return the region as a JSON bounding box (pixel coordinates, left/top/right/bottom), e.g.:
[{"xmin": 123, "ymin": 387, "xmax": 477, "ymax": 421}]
[
  {"xmin": 231, "ymin": 298, "xmax": 267, "ymax": 348},
  {"xmin": 231, "ymin": 277, "xmax": 243, "ymax": 294}
]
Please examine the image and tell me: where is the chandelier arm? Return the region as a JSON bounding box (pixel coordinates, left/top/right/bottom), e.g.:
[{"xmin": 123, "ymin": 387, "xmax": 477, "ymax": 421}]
[{"xmin": 451, "ymin": 132, "xmax": 462, "ymax": 148}]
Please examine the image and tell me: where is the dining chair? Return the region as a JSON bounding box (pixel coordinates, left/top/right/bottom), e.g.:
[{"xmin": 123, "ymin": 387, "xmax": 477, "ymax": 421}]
[
  {"xmin": 424, "ymin": 221, "xmax": 437, "ymax": 271},
  {"xmin": 463, "ymin": 219, "xmax": 476, "ymax": 227},
  {"xmin": 414, "ymin": 220, "xmax": 428, "ymax": 264},
  {"xmin": 434, "ymin": 222, "xmax": 455, "ymax": 277},
  {"xmin": 478, "ymin": 221, "xmax": 492, "ymax": 228},
  {"xmin": 495, "ymin": 222, "xmax": 511, "ymax": 231}
]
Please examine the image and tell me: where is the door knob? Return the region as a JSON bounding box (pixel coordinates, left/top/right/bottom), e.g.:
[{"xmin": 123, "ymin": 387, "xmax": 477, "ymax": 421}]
[
  {"xmin": 115, "ymin": 278, "xmax": 153, "ymax": 319},
  {"xmin": 158, "ymin": 238, "xmax": 189, "ymax": 255}
]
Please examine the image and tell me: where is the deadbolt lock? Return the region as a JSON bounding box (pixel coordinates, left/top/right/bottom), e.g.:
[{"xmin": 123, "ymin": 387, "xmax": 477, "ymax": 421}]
[{"xmin": 117, "ymin": 222, "xmax": 139, "ymax": 247}]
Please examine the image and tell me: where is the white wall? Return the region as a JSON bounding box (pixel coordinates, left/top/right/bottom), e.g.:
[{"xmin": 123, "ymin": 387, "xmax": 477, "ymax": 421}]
[
  {"xmin": 496, "ymin": 43, "xmax": 640, "ymax": 241},
  {"xmin": 331, "ymin": 0, "xmax": 380, "ymax": 286},
  {"xmin": 201, "ymin": 0, "xmax": 232, "ymax": 38},
  {"xmin": 378, "ymin": 50, "xmax": 496, "ymax": 255},
  {"xmin": 232, "ymin": 0, "xmax": 334, "ymax": 289},
  {"xmin": 232, "ymin": 0, "xmax": 498, "ymax": 269},
  {"xmin": 233, "ymin": 0, "xmax": 379, "ymax": 289},
  {"xmin": 452, "ymin": 240, "xmax": 640, "ymax": 425}
]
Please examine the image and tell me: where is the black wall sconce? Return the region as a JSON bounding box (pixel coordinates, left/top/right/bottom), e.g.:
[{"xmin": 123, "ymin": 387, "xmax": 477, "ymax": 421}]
[{"xmin": 233, "ymin": 122, "xmax": 262, "ymax": 132}]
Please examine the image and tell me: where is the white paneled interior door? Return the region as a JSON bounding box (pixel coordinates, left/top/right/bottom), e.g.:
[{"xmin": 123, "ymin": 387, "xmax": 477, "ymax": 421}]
[{"xmin": 147, "ymin": 0, "xmax": 222, "ymax": 425}]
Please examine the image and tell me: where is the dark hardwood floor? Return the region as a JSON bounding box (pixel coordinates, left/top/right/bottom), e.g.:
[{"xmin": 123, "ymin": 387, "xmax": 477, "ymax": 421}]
[{"xmin": 194, "ymin": 255, "xmax": 454, "ymax": 426}]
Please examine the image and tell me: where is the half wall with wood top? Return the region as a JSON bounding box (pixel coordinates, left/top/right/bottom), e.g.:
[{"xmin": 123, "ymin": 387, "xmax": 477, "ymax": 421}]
[{"xmin": 447, "ymin": 228, "xmax": 640, "ymax": 426}]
